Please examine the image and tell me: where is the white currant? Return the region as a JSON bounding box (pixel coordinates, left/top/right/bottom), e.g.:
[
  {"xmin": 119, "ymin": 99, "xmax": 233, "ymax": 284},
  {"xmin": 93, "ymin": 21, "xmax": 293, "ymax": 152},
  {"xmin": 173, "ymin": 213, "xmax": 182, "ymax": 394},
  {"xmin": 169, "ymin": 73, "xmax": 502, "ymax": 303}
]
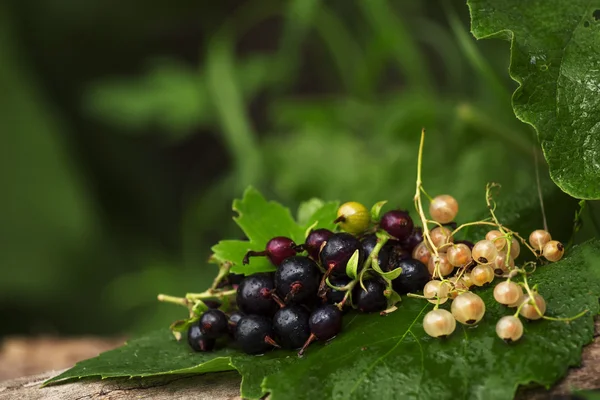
[
  {"xmin": 423, "ymin": 280, "xmax": 450, "ymax": 305},
  {"xmin": 528, "ymin": 229, "xmax": 552, "ymax": 251},
  {"xmin": 496, "ymin": 315, "xmax": 524, "ymax": 342},
  {"xmin": 429, "ymin": 195, "xmax": 459, "ymax": 224},
  {"xmin": 492, "ymin": 251, "xmax": 515, "ymax": 275},
  {"xmin": 412, "ymin": 242, "xmax": 431, "ymax": 265},
  {"xmin": 542, "ymin": 240, "xmax": 565, "ymax": 262},
  {"xmin": 427, "ymin": 254, "xmax": 454, "ymax": 277},
  {"xmin": 472, "ymin": 240, "xmax": 498, "ymax": 264},
  {"xmin": 510, "ymin": 238, "xmax": 520, "ymax": 259},
  {"xmin": 485, "ymin": 230, "xmax": 506, "ymax": 251},
  {"xmin": 423, "ymin": 309, "xmax": 456, "ymax": 338},
  {"xmin": 451, "ymin": 292, "xmax": 486, "ymax": 325},
  {"xmin": 447, "ymin": 243, "xmax": 472, "ymax": 267},
  {"xmin": 470, "ymin": 264, "xmax": 495, "ymax": 286},
  {"xmin": 493, "ymin": 281, "xmax": 523, "ymax": 305},
  {"xmin": 519, "ymin": 293, "xmax": 547, "ymax": 320},
  {"xmin": 430, "ymin": 226, "xmax": 454, "ymax": 248}
]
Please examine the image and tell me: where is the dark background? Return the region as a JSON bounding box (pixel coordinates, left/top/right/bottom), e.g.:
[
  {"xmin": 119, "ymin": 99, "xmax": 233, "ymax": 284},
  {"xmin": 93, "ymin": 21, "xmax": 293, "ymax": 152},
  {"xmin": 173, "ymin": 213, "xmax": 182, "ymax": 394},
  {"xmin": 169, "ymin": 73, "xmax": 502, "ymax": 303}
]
[{"xmin": 1, "ymin": 0, "xmax": 578, "ymax": 336}]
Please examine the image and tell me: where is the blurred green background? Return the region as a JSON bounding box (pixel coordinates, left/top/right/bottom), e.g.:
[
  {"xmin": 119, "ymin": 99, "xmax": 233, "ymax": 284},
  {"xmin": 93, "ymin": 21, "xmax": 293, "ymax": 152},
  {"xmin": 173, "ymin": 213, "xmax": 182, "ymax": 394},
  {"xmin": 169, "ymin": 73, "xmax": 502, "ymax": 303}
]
[{"xmin": 0, "ymin": 0, "xmax": 575, "ymax": 336}]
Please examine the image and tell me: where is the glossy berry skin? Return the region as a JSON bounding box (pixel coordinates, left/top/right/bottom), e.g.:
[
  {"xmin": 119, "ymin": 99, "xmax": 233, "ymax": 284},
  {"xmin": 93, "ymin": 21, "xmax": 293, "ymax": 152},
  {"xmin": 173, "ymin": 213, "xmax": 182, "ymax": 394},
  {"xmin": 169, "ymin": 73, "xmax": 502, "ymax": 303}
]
[
  {"xmin": 244, "ymin": 236, "xmax": 299, "ymax": 266},
  {"xmin": 309, "ymin": 305, "xmax": 343, "ymax": 341},
  {"xmin": 383, "ymin": 244, "xmax": 411, "ymax": 272},
  {"xmin": 361, "ymin": 234, "xmax": 394, "ymax": 271},
  {"xmin": 304, "ymin": 229, "xmax": 333, "ymax": 260},
  {"xmin": 335, "ymin": 202, "xmax": 371, "ymax": 235},
  {"xmin": 275, "ymin": 256, "xmax": 320, "ymax": 304},
  {"xmin": 391, "ymin": 258, "xmax": 429, "ymax": 294},
  {"xmin": 353, "ymin": 279, "xmax": 387, "ymax": 313},
  {"xmin": 455, "ymin": 240, "xmax": 475, "ymax": 250},
  {"xmin": 380, "ymin": 210, "xmax": 414, "ymax": 241},
  {"xmin": 228, "ymin": 311, "xmax": 245, "ymax": 337},
  {"xmin": 320, "ymin": 233, "xmax": 364, "ymax": 276},
  {"xmin": 273, "ymin": 305, "xmax": 311, "ymax": 349},
  {"xmin": 236, "ymin": 273, "xmax": 278, "ymax": 316},
  {"xmin": 236, "ymin": 315, "xmax": 278, "ymax": 354},
  {"xmin": 325, "ymin": 275, "xmax": 352, "ymax": 305},
  {"xmin": 188, "ymin": 322, "xmax": 216, "ymax": 352},
  {"xmin": 199, "ymin": 309, "xmax": 229, "ymax": 339},
  {"xmin": 401, "ymin": 227, "xmax": 423, "ymax": 252}
]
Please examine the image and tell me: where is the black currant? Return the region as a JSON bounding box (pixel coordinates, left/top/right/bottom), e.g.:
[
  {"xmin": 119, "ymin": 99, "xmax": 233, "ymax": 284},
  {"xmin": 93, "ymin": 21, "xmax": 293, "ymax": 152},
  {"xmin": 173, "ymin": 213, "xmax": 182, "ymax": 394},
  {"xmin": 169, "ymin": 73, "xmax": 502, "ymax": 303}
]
[
  {"xmin": 235, "ymin": 315, "xmax": 279, "ymax": 354},
  {"xmin": 304, "ymin": 229, "xmax": 333, "ymax": 260},
  {"xmin": 199, "ymin": 309, "xmax": 229, "ymax": 339},
  {"xmin": 273, "ymin": 305, "xmax": 311, "ymax": 349},
  {"xmin": 382, "ymin": 244, "xmax": 411, "ymax": 272},
  {"xmin": 228, "ymin": 311, "xmax": 245, "ymax": 337},
  {"xmin": 187, "ymin": 322, "xmax": 216, "ymax": 352},
  {"xmin": 325, "ymin": 275, "xmax": 352, "ymax": 305},
  {"xmin": 361, "ymin": 234, "xmax": 394, "ymax": 272},
  {"xmin": 243, "ymin": 236, "xmax": 300, "ymax": 266},
  {"xmin": 298, "ymin": 305, "xmax": 343, "ymax": 356},
  {"xmin": 353, "ymin": 279, "xmax": 387, "ymax": 313},
  {"xmin": 320, "ymin": 233, "xmax": 364, "ymax": 276},
  {"xmin": 380, "ymin": 210, "xmax": 414, "ymax": 241},
  {"xmin": 203, "ymin": 299, "xmax": 221, "ymax": 309},
  {"xmin": 401, "ymin": 226, "xmax": 423, "ymax": 252},
  {"xmin": 391, "ymin": 258, "xmax": 429, "ymax": 294},
  {"xmin": 236, "ymin": 273, "xmax": 278, "ymax": 316},
  {"xmin": 275, "ymin": 256, "xmax": 320, "ymax": 304}
]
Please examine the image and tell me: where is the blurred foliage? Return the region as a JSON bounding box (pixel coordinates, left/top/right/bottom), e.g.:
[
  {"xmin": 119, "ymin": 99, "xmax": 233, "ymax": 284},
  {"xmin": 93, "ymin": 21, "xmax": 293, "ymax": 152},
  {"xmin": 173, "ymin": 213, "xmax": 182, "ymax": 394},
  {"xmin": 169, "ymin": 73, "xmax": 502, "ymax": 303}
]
[{"xmin": 1, "ymin": 0, "xmax": 596, "ymax": 336}]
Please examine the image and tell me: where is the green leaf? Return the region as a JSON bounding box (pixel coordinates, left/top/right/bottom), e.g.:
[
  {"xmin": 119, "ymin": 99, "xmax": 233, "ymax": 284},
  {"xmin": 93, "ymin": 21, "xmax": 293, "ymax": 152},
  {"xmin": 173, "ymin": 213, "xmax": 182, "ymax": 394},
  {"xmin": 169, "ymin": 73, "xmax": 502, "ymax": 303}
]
[
  {"xmin": 47, "ymin": 240, "xmax": 600, "ymax": 399},
  {"xmin": 345, "ymin": 250, "xmax": 360, "ymax": 279},
  {"xmin": 468, "ymin": 0, "xmax": 600, "ymax": 199},
  {"xmin": 211, "ymin": 188, "xmax": 338, "ymax": 274},
  {"xmin": 370, "ymin": 200, "xmax": 387, "ymax": 221}
]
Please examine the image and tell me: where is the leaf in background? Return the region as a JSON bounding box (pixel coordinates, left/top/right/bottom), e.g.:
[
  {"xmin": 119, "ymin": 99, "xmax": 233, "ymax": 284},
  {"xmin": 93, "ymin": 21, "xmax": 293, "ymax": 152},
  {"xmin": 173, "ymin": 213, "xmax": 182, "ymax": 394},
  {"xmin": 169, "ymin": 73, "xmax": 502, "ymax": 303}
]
[
  {"xmin": 211, "ymin": 188, "xmax": 338, "ymax": 274},
  {"xmin": 46, "ymin": 240, "xmax": 600, "ymax": 399},
  {"xmin": 469, "ymin": 0, "xmax": 600, "ymax": 199}
]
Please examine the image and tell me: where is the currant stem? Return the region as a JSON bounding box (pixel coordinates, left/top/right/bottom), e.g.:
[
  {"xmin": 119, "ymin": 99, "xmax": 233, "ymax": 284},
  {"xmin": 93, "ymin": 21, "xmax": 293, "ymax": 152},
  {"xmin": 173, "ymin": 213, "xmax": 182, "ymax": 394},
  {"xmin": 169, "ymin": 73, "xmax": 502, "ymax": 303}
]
[
  {"xmin": 210, "ymin": 261, "xmax": 232, "ymax": 290},
  {"xmin": 186, "ymin": 288, "xmax": 237, "ymax": 302},
  {"xmin": 157, "ymin": 294, "xmax": 189, "ymax": 307}
]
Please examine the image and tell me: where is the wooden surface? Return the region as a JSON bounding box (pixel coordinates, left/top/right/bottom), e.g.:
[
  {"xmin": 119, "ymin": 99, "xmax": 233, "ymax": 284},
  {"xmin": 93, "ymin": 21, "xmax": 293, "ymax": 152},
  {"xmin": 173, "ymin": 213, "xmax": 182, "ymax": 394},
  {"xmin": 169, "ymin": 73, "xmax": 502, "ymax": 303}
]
[{"xmin": 0, "ymin": 320, "xmax": 598, "ymax": 399}]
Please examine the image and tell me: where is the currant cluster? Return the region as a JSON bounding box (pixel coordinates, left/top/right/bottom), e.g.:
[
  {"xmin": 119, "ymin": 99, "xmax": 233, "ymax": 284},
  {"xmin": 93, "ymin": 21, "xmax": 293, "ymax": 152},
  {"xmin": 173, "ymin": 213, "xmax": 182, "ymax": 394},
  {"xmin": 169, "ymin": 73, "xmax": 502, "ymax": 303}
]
[{"xmin": 184, "ymin": 200, "xmax": 433, "ymax": 356}]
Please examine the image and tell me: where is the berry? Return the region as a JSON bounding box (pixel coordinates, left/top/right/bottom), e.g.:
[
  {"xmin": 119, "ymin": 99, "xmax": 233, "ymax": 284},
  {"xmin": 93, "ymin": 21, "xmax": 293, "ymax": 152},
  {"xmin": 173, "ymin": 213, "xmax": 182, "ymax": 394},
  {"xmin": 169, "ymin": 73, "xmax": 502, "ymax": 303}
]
[
  {"xmin": 401, "ymin": 226, "xmax": 423, "ymax": 252},
  {"xmin": 236, "ymin": 315, "xmax": 279, "ymax": 354},
  {"xmin": 519, "ymin": 293, "xmax": 546, "ymax": 320},
  {"xmin": 430, "ymin": 226, "xmax": 454, "ymax": 248},
  {"xmin": 199, "ymin": 309, "xmax": 229, "ymax": 339},
  {"xmin": 496, "ymin": 315, "xmax": 524, "ymax": 343},
  {"xmin": 429, "ymin": 194, "xmax": 459, "ymax": 224},
  {"xmin": 275, "ymin": 256, "xmax": 320, "ymax": 304},
  {"xmin": 298, "ymin": 305, "xmax": 343, "ymax": 356},
  {"xmin": 187, "ymin": 322, "xmax": 216, "ymax": 352},
  {"xmin": 447, "ymin": 276, "xmax": 468, "ymax": 299},
  {"xmin": 423, "ymin": 309, "xmax": 456, "ymax": 338},
  {"xmin": 228, "ymin": 311, "xmax": 245, "ymax": 337},
  {"xmin": 273, "ymin": 305, "xmax": 311, "ymax": 349},
  {"xmin": 427, "ymin": 253, "xmax": 454, "ymax": 277},
  {"xmin": 353, "ymin": 279, "xmax": 387, "ymax": 313},
  {"xmin": 447, "ymin": 243, "xmax": 472, "ymax": 267},
  {"xmin": 493, "ymin": 281, "xmax": 523, "ymax": 305},
  {"xmin": 423, "ymin": 280, "xmax": 450, "ymax": 305},
  {"xmin": 472, "ymin": 240, "xmax": 498, "ymax": 264},
  {"xmin": 335, "ymin": 202, "xmax": 371, "ymax": 235},
  {"xmin": 325, "ymin": 275, "xmax": 352, "ymax": 305},
  {"xmin": 485, "ymin": 230, "xmax": 506, "ymax": 251},
  {"xmin": 320, "ymin": 233, "xmax": 364, "ymax": 276},
  {"xmin": 383, "ymin": 244, "xmax": 411, "ymax": 272},
  {"xmin": 529, "ymin": 229, "xmax": 552, "ymax": 251},
  {"xmin": 509, "ymin": 238, "xmax": 521, "ymax": 259},
  {"xmin": 391, "ymin": 259, "xmax": 429, "ymax": 294},
  {"xmin": 492, "ymin": 251, "xmax": 514, "ymax": 275},
  {"xmin": 412, "ymin": 242, "xmax": 431, "ymax": 265},
  {"xmin": 203, "ymin": 299, "xmax": 222, "ymax": 309},
  {"xmin": 304, "ymin": 229, "xmax": 333, "ymax": 260},
  {"xmin": 361, "ymin": 234, "xmax": 393, "ymax": 271},
  {"xmin": 380, "ymin": 210, "xmax": 414, "ymax": 241},
  {"xmin": 236, "ymin": 273, "xmax": 278, "ymax": 316},
  {"xmin": 451, "ymin": 292, "xmax": 486, "ymax": 325},
  {"xmin": 542, "ymin": 240, "xmax": 564, "ymax": 262},
  {"xmin": 470, "ymin": 264, "xmax": 495, "ymax": 286},
  {"xmin": 243, "ymin": 236, "xmax": 299, "ymax": 266},
  {"xmin": 455, "ymin": 240, "xmax": 474, "ymax": 250}
]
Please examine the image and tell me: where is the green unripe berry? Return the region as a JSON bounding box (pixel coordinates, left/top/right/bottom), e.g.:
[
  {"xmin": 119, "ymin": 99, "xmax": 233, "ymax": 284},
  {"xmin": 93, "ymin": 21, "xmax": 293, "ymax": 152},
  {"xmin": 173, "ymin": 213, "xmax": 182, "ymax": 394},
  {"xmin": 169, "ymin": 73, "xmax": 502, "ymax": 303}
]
[{"xmin": 335, "ymin": 202, "xmax": 370, "ymax": 235}]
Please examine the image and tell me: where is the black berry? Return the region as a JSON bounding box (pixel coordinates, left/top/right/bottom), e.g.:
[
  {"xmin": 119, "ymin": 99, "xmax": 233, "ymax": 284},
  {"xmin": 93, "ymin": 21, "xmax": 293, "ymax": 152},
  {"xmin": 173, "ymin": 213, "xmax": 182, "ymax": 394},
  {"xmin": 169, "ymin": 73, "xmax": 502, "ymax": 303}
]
[
  {"xmin": 361, "ymin": 234, "xmax": 394, "ymax": 272},
  {"xmin": 353, "ymin": 279, "xmax": 387, "ymax": 313},
  {"xmin": 380, "ymin": 210, "xmax": 414, "ymax": 241},
  {"xmin": 236, "ymin": 273, "xmax": 278, "ymax": 316},
  {"xmin": 401, "ymin": 226, "xmax": 423, "ymax": 252},
  {"xmin": 273, "ymin": 305, "xmax": 311, "ymax": 349},
  {"xmin": 228, "ymin": 311, "xmax": 245, "ymax": 337},
  {"xmin": 236, "ymin": 315, "xmax": 279, "ymax": 354},
  {"xmin": 275, "ymin": 256, "xmax": 320, "ymax": 304},
  {"xmin": 199, "ymin": 309, "xmax": 229, "ymax": 339},
  {"xmin": 391, "ymin": 258, "xmax": 429, "ymax": 294},
  {"xmin": 243, "ymin": 236, "xmax": 299, "ymax": 266},
  {"xmin": 304, "ymin": 229, "xmax": 333, "ymax": 260},
  {"xmin": 298, "ymin": 305, "xmax": 343, "ymax": 356},
  {"xmin": 382, "ymin": 244, "xmax": 411, "ymax": 272},
  {"xmin": 320, "ymin": 233, "xmax": 364, "ymax": 276},
  {"xmin": 325, "ymin": 275, "xmax": 352, "ymax": 305},
  {"xmin": 187, "ymin": 322, "xmax": 216, "ymax": 352}
]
